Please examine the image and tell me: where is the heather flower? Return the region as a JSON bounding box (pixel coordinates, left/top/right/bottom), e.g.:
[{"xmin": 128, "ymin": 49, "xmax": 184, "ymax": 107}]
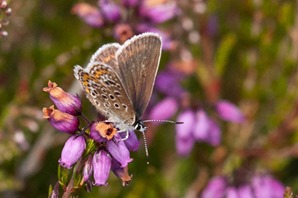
[
  {"xmin": 120, "ymin": 130, "xmax": 140, "ymax": 152},
  {"xmin": 155, "ymin": 69, "xmax": 185, "ymax": 97},
  {"xmin": 42, "ymin": 105, "xmax": 79, "ymax": 134},
  {"xmin": 193, "ymin": 110, "xmax": 210, "ymax": 140},
  {"xmin": 59, "ymin": 135, "xmax": 86, "ymax": 169},
  {"xmin": 251, "ymin": 175, "xmax": 284, "ymax": 198},
  {"xmin": 90, "ymin": 121, "xmax": 116, "ymax": 143},
  {"xmin": 72, "ymin": 3, "xmax": 104, "ymax": 27},
  {"xmin": 175, "ymin": 109, "xmax": 221, "ymax": 156},
  {"xmin": 216, "ymin": 100, "xmax": 245, "ymax": 123},
  {"xmin": 111, "ymin": 159, "xmax": 132, "ymax": 186},
  {"xmin": 92, "ymin": 150, "xmax": 112, "ymax": 186},
  {"xmin": 139, "ymin": 1, "xmax": 179, "ymax": 24},
  {"xmin": 175, "ymin": 110, "xmax": 195, "ymax": 156},
  {"xmin": 72, "ymin": 0, "xmax": 179, "ymax": 48},
  {"xmin": 201, "ymin": 176, "xmax": 227, "ymax": 198},
  {"xmin": 99, "ymin": 0, "xmax": 121, "ymax": 22},
  {"xmin": 201, "ymin": 174, "xmax": 285, "ymax": 198},
  {"xmin": 107, "ymin": 135, "xmax": 133, "ymax": 167},
  {"xmin": 149, "ymin": 97, "xmax": 178, "ymax": 121},
  {"xmin": 43, "ymin": 80, "xmax": 82, "ymax": 116}
]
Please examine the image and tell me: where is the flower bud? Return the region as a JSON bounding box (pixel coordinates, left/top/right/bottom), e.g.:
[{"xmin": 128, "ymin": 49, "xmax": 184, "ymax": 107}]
[
  {"xmin": 107, "ymin": 135, "xmax": 132, "ymax": 167},
  {"xmin": 59, "ymin": 135, "xmax": 86, "ymax": 169},
  {"xmin": 43, "ymin": 105, "xmax": 79, "ymax": 134},
  {"xmin": 43, "ymin": 80, "xmax": 82, "ymax": 116},
  {"xmin": 92, "ymin": 150, "xmax": 112, "ymax": 186},
  {"xmin": 90, "ymin": 122, "xmax": 116, "ymax": 142},
  {"xmin": 216, "ymin": 100, "xmax": 245, "ymax": 123}
]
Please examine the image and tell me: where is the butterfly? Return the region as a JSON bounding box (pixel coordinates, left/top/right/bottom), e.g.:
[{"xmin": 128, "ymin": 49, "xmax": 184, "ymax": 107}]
[{"xmin": 74, "ymin": 33, "xmax": 162, "ymax": 134}]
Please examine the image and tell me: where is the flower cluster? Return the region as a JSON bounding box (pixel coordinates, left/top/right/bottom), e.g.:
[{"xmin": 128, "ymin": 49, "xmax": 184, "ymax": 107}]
[
  {"xmin": 201, "ymin": 174, "xmax": 285, "ymax": 198},
  {"xmin": 149, "ymin": 66, "xmax": 245, "ymax": 156},
  {"xmin": 43, "ymin": 81, "xmax": 140, "ymax": 194},
  {"xmin": 0, "ymin": 0, "xmax": 12, "ymax": 37},
  {"xmin": 72, "ymin": 0, "xmax": 179, "ymax": 49}
]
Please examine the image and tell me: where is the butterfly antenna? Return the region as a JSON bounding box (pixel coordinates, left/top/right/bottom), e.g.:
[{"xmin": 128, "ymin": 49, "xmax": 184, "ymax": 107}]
[
  {"xmin": 143, "ymin": 119, "xmax": 184, "ymax": 124},
  {"xmin": 141, "ymin": 131, "xmax": 150, "ymax": 165}
]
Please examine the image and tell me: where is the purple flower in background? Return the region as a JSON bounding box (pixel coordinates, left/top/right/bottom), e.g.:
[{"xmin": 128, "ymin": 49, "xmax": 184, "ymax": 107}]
[
  {"xmin": 201, "ymin": 174, "xmax": 285, "ymax": 198},
  {"xmin": 175, "ymin": 109, "xmax": 221, "ymax": 156},
  {"xmin": 201, "ymin": 176, "xmax": 228, "ymax": 198},
  {"xmin": 139, "ymin": 1, "xmax": 179, "ymax": 24},
  {"xmin": 175, "ymin": 110, "xmax": 195, "ymax": 156},
  {"xmin": 92, "ymin": 150, "xmax": 112, "ymax": 186},
  {"xmin": 155, "ymin": 68, "xmax": 185, "ymax": 97},
  {"xmin": 72, "ymin": 0, "xmax": 179, "ymax": 47},
  {"xmin": 99, "ymin": 0, "xmax": 121, "ymax": 22},
  {"xmin": 72, "ymin": 3, "xmax": 104, "ymax": 28},
  {"xmin": 216, "ymin": 100, "xmax": 245, "ymax": 123},
  {"xmin": 149, "ymin": 97, "xmax": 178, "ymax": 121},
  {"xmin": 59, "ymin": 135, "xmax": 86, "ymax": 169}
]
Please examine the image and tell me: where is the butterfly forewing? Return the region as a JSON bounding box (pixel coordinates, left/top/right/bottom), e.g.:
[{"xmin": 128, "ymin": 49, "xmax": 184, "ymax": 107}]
[
  {"xmin": 116, "ymin": 33, "xmax": 162, "ymax": 118},
  {"xmin": 89, "ymin": 43, "xmax": 121, "ymax": 74},
  {"xmin": 74, "ymin": 61, "xmax": 136, "ymax": 128}
]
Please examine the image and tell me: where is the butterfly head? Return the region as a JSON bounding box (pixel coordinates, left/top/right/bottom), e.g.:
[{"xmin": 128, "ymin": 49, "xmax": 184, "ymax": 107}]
[{"xmin": 134, "ymin": 120, "xmax": 146, "ymax": 133}]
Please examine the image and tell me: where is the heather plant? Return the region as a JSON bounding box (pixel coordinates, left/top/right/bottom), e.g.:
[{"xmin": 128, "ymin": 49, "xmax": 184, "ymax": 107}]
[{"xmin": 0, "ymin": 0, "xmax": 298, "ymax": 197}]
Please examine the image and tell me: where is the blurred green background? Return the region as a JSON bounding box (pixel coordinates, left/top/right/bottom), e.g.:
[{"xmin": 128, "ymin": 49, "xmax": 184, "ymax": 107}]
[{"xmin": 0, "ymin": 0, "xmax": 298, "ymax": 197}]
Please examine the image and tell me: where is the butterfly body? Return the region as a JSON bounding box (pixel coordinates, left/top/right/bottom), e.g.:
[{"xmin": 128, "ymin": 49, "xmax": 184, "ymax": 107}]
[{"xmin": 74, "ymin": 33, "xmax": 162, "ymax": 132}]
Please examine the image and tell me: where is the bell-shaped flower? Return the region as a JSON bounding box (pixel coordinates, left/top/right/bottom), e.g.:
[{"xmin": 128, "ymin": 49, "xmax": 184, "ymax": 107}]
[
  {"xmin": 72, "ymin": 3, "xmax": 104, "ymax": 27},
  {"xmin": 251, "ymin": 175, "xmax": 284, "ymax": 198},
  {"xmin": 92, "ymin": 150, "xmax": 112, "ymax": 186},
  {"xmin": 43, "ymin": 105, "xmax": 79, "ymax": 134},
  {"xmin": 201, "ymin": 176, "xmax": 228, "ymax": 198},
  {"xmin": 193, "ymin": 110, "xmax": 210, "ymax": 140},
  {"xmin": 59, "ymin": 135, "xmax": 86, "ymax": 169},
  {"xmin": 140, "ymin": 2, "xmax": 179, "ymax": 24},
  {"xmin": 120, "ymin": 130, "xmax": 140, "ymax": 152},
  {"xmin": 111, "ymin": 159, "xmax": 132, "ymax": 186},
  {"xmin": 107, "ymin": 135, "xmax": 132, "ymax": 167},
  {"xmin": 90, "ymin": 122, "xmax": 116, "ymax": 143},
  {"xmin": 43, "ymin": 80, "xmax": 82, "ymax": 116},
  {"xmin": 99, "ymin": 0, "xmax": 121, "ymax": 22},
  {"xmin": 149, "ymin": 97, "xmax": 178, "ymax": 122},
  {"xmin": 175, "ymin": 110, "xmax": 196, "ymax": 156},
  {"xmin": 216, "ymin": 100, "xmax": 245, "ymax": 123}
]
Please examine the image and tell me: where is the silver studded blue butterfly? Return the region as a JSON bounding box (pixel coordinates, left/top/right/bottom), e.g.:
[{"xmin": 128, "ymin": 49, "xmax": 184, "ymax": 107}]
[{"xmin": 74, "ymin": 33, "xmax": 162, "ymax": 133}]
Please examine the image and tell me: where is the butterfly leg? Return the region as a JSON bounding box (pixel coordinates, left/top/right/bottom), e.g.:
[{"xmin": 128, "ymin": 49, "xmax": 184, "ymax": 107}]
[{"xmin": 117, "ymin": 130, "xmax": 129, "ymax": 140}]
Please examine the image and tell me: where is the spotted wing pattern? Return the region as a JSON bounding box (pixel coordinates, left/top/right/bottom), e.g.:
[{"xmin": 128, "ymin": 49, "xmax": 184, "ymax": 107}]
[{"xmin": 74, "ymin": 61, "xmax": 135, "ymax": 129}]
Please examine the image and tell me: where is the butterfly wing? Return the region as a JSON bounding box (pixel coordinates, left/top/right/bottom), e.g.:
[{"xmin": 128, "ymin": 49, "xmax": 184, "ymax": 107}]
[
  {"xmin": 116, "ymin": 33, "xmax": 162, "ymax": 118},
  {"xmin": 74, "ymin": 50, "xmax": 136, "ymax": 129},
  {"xmin": 88, "ymin": 43, "xmax": 121, "ymax": 73}
]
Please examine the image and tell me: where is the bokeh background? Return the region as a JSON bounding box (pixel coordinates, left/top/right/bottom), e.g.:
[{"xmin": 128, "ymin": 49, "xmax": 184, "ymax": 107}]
[{"xmin": 1, "ymin": 0, "xmax": 298, "ymax": 197}]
